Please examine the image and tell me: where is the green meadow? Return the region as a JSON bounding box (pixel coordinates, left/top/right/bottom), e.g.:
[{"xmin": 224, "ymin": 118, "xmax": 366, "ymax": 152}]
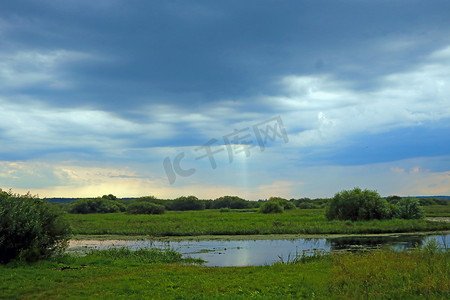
[
  {"xmin": 2, "ymin": 193, "xmax": 449, "ymax": 299},
  {"xmin": 67, "ymin": 208, "xmax": 450, "ymax": 237},
  {"xmin": 1, "ymin": 243, "xmax": 448, "ymax": 299},
  {"xmin": 422, "ymin": 205, "xmax": 450, "ymax": 217}
]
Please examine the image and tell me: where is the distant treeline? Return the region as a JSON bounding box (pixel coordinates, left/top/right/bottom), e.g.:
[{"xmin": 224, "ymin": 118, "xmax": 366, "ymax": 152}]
[
  {"xmin": 47, "ymin": 195, "xmax": 333, "ymax": 214},
  {"xmin": 45, "ymin": 194, "xmax": 449, "ymax": 215},
  {"xmin": 46, "ymin": 197, "xmax": 82, "ymax": 203},
  {"xmin": 384, "ymin": 195, "xmax": 449, "ymax": 206}
]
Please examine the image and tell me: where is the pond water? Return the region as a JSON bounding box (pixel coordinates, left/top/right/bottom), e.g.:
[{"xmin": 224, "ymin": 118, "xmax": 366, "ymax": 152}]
[{"xmin": 68, "ymin": 233, "xmax": 449, "ymax": 267}]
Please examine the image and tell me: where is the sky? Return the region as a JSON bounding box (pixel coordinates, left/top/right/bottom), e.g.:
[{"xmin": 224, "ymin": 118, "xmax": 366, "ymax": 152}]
[{"xmin": 1, "ymin": 0, "xmax": 449, "ymax": 200}]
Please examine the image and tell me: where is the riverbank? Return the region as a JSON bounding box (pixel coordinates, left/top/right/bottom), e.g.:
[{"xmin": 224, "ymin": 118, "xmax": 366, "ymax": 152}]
[
  {"xmin": 1, "ymin": 244, "xmax": 448, "ymax": 299},
  {"xmin": 71, "ymin": 230, "xmax": 450, "ymax": 241}
]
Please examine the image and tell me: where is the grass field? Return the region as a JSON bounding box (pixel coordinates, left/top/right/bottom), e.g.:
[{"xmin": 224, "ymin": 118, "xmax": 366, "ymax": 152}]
[
  {"xmin": 423, "ymin": 205, "xmax": 450, "ymax": 217},
  {"xmin": 1, "ymin": 243, "xmax": 448, "ymax": 299},
  {"xmin": 66, "ymin": 208, "xmax": 450, "ymax": 236}
]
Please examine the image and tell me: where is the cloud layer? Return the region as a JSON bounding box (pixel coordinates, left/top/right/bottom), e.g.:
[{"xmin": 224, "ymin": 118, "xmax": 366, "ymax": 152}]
[{"xmin": 1, "ymin": 1, "xmax": 449, "ymax": 199}]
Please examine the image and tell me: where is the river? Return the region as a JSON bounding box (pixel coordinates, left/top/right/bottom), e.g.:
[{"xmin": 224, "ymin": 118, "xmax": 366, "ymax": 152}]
[{"xmin": 68, "ymin": 232, "xmax": 449, "ymax": 267}]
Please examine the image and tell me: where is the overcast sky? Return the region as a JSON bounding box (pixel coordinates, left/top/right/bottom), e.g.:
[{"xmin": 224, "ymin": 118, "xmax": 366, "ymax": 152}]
[{"xmin": 1, "ymin": 0, "xmax": 449, "ymax": 200}]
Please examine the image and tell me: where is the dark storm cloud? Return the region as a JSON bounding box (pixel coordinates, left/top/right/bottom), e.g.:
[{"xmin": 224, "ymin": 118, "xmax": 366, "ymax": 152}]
[{"xmin": 1, "ymin": 0, "xmax": 450, "ymax": 114}]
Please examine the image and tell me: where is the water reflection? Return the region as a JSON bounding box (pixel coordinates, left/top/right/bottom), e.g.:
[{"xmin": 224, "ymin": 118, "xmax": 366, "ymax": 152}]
[
  {"xmin": 328, "ymin": 235, "xmax": 426, "ymax": 251},
  {"xmin": 68, "ymin": 233, "xmax": 449, "ymax": 267}
]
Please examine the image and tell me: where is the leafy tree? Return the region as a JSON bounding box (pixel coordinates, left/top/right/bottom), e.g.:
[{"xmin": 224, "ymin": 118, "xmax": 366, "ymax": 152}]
[
  {"xmin": 396, "ymin": 197, "xmax": 424, "ymax": 219},
  {"xmin": 172, "ymin": 196, "xmax": 205, "ymax": 211},
  {"xmin": 0, "ymin": 190, "xmax": 72, "ymax": 263},
  {"xmin": 259, "ymin": 201, "xmax": 284, "ymax": 214},
  {"xmin": 101, "ymin": 194, "xmax": 118, "ymax": 201},
  {"xmin": 127, "ymin": 202, "xmax": 165, "ymax": 214},
  {"xmin": 297, "ymin": 202, "xmax": 319, "ymax": 209},
  {"xmin": 69, "ymin": 198, "xmax": 126, "ymax": 214},
  {"xmin": 268, "ymin": 197, "xmax": 296, "ymax": 210},
  {"xmin": 326, "ymin": 188, "xmax": 392, "ymax": 221},
  {"xmin": 133, "ymin": 196, "xmax": 172, "ymax": 210},
  {"xmin": 386, "ymin": 195, "xmax": 402, "ymax": 205},
  {"xmin": 296, "ymin": 198, "xmax": 330, "ymax": 208},
  {"xmin": 212, "ymin": 196, "xmax": 250, "ymax": 209}
]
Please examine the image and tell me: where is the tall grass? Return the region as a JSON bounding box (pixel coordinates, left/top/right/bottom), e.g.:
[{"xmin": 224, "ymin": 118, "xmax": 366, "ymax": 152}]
[
  {"xmin": 423, "ymin": 205, "xmax": 450, "ymax": 217},
  {"xmin": 84, "ymin": 248, "xmax": 186, "ymax": 264},
  {"xmin": 330, "ymin": 239, "xmax": 450, "ymax": 299},
  {"xmin": 67, "ymin": 209, "xmax": 450, "ymax": 236}
]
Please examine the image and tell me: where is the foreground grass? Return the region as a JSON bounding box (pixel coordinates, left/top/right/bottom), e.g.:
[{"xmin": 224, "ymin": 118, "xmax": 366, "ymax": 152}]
[
  {"xmin": 1, "ymin": 245, "xmax": 448, "ymax": 299},
  {"xmin": 330, "ymin": 242, "xmax": 450, "ymax": 299},
  {"xmin": 67, "ymin": 209, "xmax": 450, "ymax": 236}
]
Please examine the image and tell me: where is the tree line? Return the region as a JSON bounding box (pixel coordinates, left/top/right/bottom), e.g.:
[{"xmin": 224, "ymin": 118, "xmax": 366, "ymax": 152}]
[{"xmin": 63, "ymin": 191, "xmax": 448, "ymax": 215}]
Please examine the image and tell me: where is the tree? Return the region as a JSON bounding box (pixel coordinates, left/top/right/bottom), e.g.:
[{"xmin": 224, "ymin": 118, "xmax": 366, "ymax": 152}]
[
  {"xmin": 396, "ymin": 197, "xmax": 424, "ymax": 219},
  {"xmin": 69, "ymin": 198, "xmax": 126, "ymax": 214},
  {"xmin": 0, "ymin": 190, "xmax": 72, "ymax": 263},
  {"xmin": 127, "ymin": 202, "xmax": 165, "ymax": 214},
  {"xmin": 326, "ymin": 188, "xmax": 392, "ymax": 221},
  {"xmin": 259, "ymin": 201, "xmax": 284, "ymax": 214},
  {"xmin": 386, "ymin": 195, "xmax": 402, "ymax": 205},
  {"xmin": 102, "ymin": 194, "xmax": 118, "ymax": 201},
  {"xmin": 268, "ymin": 197, "xmax": 296, "ymax": 210},
  {"xmin": 212, "ymin": 196, "xmax": 250, "ymax": 209},
  {"xmin": 172, "ymin": 196, "xmax": 205, "ymax": 211}
]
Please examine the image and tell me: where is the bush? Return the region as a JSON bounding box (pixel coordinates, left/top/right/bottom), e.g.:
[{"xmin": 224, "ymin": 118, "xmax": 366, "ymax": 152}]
[
  {"xmin": 133, "ymin": 196, "xmax": 173, "ymax": 210},
  {"xmin": 212, "ymin": 196, "xmax": 250, "ymax": 209},
  {"xmin": 172, "ymin": 196, "xmax": 205, "ymax": 211},
  {"xmin": 295, "ymin": 197, "xmax": 330, "ymax": 208},
  {"xmin": 386, "ymin": 195, "xmax": 402, "ymax": 205},
  {"xmin": 259, "ymin": 201, "xmax": 284, "ymax": 214},
  {"xmin": 69, "ymin": 198, "xmax": 126, "ymax": 214},
  {"xmin": 396, "ymin": 197, "xmax": 424, "ymax": 219},
  {"xmin": 101, "ymin": 194, "xmax": 118, "ymax": 201},
  {"xmin": 127, "ymin": 202, "xmax": 165, "ymax": 215},
  {"xmin": 298, "ymin": 202, "xmax": 319, "ymax": 209},
  {"xmin": 0, "ymin": 190, "xmax": 72, "ymax": 264},
  {"xmin": 268, "ymin": 197, "xmax": 296, "ymax": 210},
  {"xmin": 326, "ymin": 188, "xmax": 392, "ymax": 221}
]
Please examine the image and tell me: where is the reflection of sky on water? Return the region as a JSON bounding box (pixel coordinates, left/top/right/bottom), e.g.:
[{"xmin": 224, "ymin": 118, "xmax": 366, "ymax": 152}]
[
  {"xmin": 68, "ymin": 233, "xmax": 449, "ymax": 267},
  {"xmin": 178, "ymin": 239, "xmax": 329, "ymax": 267}
]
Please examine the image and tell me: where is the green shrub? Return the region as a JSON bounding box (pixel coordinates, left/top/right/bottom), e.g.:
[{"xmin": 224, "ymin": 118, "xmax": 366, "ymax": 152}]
[
  {"xmin": 132, "ymin": 196, "xmax": 173, "ymax": 210},
  {"xmin": 388, "ymin": 203, "xmax": 399, "ymax": 218},
  {"xmin": 326, "ymin": 188, "xmax": 392, "ymax": 221},
  {"xmin": 297, "ymin": 202, "xmax": 319, "ymax": 209},
  {"xmin": 0, "ymin": 190, "xmax": 72, "ymax": 264},
  {"xmin": 295, "ymin": 197, "xmax": 330, "ymax": 208},
  {"xmin": 212, "ymin": 196, "xmax": 250, "ymax": 209},
  {"xmin": 127, "ymin": 202, "xmax": 165, "ymax": 214},
  {"xmin": 259, "ymin": 201, "xmax": 284, "ymax": 214},
  {"xmin": 101, "ymin": 194, "xmax": 118, "ymax": 201},
  {"xmin": 172, "ymin": 196, "xmax": 205, "ymax": 211},
  {"xmin": 268, "ymin": 197, "xmax": 296, "ymax": 210},
  {"xmin": 69, "ymin": 198, "xmax": 126, "ymax": 214},
  {"xmin": 396, "ymin": 197, "xmax": 424, "ymax": 219},
  {"xmin": 386, "ymin": 195, "xmax": 402, "ymax": 205}
]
